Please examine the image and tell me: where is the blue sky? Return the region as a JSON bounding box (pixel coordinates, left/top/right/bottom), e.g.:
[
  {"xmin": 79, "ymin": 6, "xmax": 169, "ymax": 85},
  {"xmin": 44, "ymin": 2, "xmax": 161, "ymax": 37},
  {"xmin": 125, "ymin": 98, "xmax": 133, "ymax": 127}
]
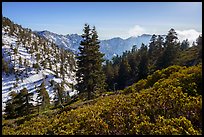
[{"xmin": 2, "ymin": 2, "xmax": 202, "ymax": 40}]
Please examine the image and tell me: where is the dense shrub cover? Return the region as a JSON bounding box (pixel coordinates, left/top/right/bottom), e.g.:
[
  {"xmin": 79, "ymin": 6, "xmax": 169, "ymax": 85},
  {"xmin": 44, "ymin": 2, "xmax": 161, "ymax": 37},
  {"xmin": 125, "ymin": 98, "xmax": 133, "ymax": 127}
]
[{"xmin": 2, "ymin": 65, "xmax": 202, "ymax": 135}]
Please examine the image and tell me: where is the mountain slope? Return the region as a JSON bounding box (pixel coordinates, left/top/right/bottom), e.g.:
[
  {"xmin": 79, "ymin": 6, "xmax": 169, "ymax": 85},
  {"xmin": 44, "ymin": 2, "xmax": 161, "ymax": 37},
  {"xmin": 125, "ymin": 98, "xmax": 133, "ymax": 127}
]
[
  {"xmin": 2, "ymin": 17, "xmax": 77, "ymax": 112},
  {"xmin": 2, "ymin": 64, "xmax": 202, "ymax": 135}
]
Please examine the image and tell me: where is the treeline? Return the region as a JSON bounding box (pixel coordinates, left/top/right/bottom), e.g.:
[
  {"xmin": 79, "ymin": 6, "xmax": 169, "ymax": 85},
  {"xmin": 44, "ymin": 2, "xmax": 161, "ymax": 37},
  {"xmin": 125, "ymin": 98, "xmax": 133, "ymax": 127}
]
[{"xmin": 103, "ymin": 28, "xmax": 202, "ymax": 91}]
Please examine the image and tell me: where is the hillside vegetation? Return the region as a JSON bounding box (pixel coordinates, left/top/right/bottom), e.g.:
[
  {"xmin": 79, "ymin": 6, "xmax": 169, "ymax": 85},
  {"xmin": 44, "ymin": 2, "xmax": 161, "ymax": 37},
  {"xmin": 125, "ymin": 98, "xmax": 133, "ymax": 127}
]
[
  {"xmin": 2, "ymin": 64, "xmax": 202, "ymax": 135},
  {"xmin": 2, "ymin": 16, "xmax": 77, "ymax": 113}
]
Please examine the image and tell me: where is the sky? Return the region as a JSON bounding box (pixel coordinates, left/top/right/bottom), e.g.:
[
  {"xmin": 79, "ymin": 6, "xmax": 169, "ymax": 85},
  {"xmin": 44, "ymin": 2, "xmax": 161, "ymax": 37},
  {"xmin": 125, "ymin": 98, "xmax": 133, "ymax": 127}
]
[{"xmin": 2, "ymin": 2, "xmax": 202, "ymax": 42}]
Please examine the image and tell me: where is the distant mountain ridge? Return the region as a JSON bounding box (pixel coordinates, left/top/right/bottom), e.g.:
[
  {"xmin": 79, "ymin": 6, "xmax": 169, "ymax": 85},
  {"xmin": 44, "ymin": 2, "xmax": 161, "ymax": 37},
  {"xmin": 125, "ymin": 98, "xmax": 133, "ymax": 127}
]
[{"xmin": 35, "ymin": 31, "xmax": 165, "ymax": 60}]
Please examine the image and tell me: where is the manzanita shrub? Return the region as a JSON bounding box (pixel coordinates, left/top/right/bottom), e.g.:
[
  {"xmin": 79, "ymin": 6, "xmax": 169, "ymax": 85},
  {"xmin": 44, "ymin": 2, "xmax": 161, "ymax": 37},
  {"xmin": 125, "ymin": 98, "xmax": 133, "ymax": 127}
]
[{"xmin": 2, "ymin": 65, "xmax": 202, "ymax": 135}]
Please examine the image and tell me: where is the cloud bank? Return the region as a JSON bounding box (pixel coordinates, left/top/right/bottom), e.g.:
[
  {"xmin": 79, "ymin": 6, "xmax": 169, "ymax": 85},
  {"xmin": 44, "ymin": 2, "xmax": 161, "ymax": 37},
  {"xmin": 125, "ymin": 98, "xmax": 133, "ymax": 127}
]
[
  {"xmin": 129, "ymin": 25, "xmax": 201, "ymax": 46},
  {"xmin": 176, "ymin": 29, "xmax": 201, "ymax": 46},
  {"xmin": 128, "ymin": 25, "xmax": 146, "ymax": 37}
]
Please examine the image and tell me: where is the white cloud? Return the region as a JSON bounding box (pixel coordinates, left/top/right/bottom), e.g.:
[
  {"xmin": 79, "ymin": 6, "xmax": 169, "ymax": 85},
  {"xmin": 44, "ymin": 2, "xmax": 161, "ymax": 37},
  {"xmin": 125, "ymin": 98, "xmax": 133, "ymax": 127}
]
[
  {"xmin": 128, "ymin": 25, "xmax": 146, "ymax": 37},
  {"xmin": 176, "ymin": 29, "xmax": 201, "ymax": 46}
]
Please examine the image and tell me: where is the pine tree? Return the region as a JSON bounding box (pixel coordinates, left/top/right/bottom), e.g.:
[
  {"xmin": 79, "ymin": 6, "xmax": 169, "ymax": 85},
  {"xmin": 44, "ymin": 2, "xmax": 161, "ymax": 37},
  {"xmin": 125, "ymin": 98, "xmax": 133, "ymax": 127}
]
[
  {"xmin": 156, "ymin": 28, "xmax": 178, "ymax": 70},
  {"xmin": 14, "ymin": 88, "xmax": 34, "ymax": 117},
  {"xmin": 196, "ymin": 34, "xmax": 202, "ymax": 59},
  {"xmin": 53, "ymin": 82, "xmax": 65, "ymax": 107},
  {"xmin": 13, "ymin": 48, "xmax": 18, "ymax": 70},
  {"xmin": 19, "ymin": 56, "xmax": 22, "ymax": 67},
  {"xmin": 103, "ymin": 60, "xmax": 115, "ymax": 91},
  {"xmin": 118, "ymin": 57, "xmax": 131, "ymax": 89},
  {"xmin": 90, "ymin": 26, "xmax": 106, "ymax": 94},
  {"xmin": 76, "ymin": 24, "xmax": 106, "ymax": 100},
  {"xmin": 131, "ymin": 45, "xmax": 137, "ymax": 53},
  {"xmin": 37, "ymin": 81, "xmax": 50, "ymax": 111},
  {"xmin": 4, "ymin": 91, "xmax": 18, "ymax": 119},
  {"xmin": 154, "ymin": 35, "xmax": 164, "ymax": 57},
  {"xmin": 138, "ymin": 43, "xmax": 148, "ymax": 80},
  {"xmin": 128, "ymin": 53, "xmax": 139, "ymax": 83},
  {"xmin": 180, "ymin": 39, "xmax": 190, "ymax": 51},
  {"xmin": 2, "ymin": 58, "xmax": 9, "ymax": 74},
  {"xmin": 148, "ymin": 34, "xmax": 157, "ymax": 57},
  {"xmin": 149, "ymin": 35, "xmax": 164, "ymax": 73}
]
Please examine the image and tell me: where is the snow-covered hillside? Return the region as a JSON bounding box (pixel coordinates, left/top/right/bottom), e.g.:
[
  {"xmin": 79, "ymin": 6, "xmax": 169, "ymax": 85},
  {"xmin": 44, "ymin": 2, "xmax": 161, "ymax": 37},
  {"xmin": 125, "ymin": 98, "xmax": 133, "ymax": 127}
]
[
  {"xmin": 2, "ymin": 17, "xmax": 77, "ymax": 112},
  {"xmin": 35, "ymin": 30, "xmax": 82, "ymax": 54},
  {"xmin": 36, "ymin": 31, "xmax": 154, "ymax": 60}
]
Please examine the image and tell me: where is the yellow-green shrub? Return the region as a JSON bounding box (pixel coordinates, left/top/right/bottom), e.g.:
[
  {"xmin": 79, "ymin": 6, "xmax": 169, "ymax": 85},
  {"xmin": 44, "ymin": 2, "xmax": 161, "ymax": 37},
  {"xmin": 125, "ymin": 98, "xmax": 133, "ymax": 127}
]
[{"xmin": 2, "ymin": 65, "xmax": 202, "ymax": 135}]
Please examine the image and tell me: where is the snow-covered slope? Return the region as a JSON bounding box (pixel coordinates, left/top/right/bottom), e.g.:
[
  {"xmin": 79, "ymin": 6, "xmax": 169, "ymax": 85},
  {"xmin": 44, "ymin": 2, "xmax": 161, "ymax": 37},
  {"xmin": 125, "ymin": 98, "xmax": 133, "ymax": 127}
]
[
  {"xmin": 35, "ymin": 30, "xmax": 82, "ymax": 54},
  {"xmin": 35, "ymin": 31, "xmax": 154, "ymax": 60},
  {"xmin": 2, "ymin": 17, "xmax": 77, "ymax": 112}
]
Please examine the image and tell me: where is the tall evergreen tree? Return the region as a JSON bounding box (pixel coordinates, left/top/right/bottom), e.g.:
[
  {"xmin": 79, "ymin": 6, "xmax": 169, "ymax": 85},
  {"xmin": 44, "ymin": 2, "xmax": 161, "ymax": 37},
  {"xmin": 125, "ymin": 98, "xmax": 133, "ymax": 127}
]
[
  {"xmin": 196, "ymin": 34, "xmax": 202, "ymax": 59},
  {"xmin": 14, "ymin": 88, "xmax": 34, "ymax": 117},
  {"xmin": 127, "ymin": 45, "xmax": 140, "ymax": 83},
  {"xmin": 4, "ymin": 91, "xmax": 18, "ymax": 119},
  {"xmin": 180, "ymin": 39, "xmax": 190, "ymax": 51},
  {"xmin": 138, "ymin": 43, "xmax": 148, "ymax": 80},
  {"xmin": 149, "ymin": 35, "xmax": 164, "ymax": 73},
  {"xmin": 37, "ymin": 81, "xmax": 50, "ymax": 111},
  {"xmin": 103, "ymin": 60, "xmax": 115, "ymax": 91},
  {"xmin": 2, "ymin": 58, "xmax": 9, "ymax": 74},
  {"xmin": 117, "ymin": 57, "xmax": 131, "ymax": 89},
  {"xmin": 148, "ymin": 34, "xmax": 157, "ymax": 58},
  {"xmin": 90, "ymin": 26, "xmax": 106, "ymax": 94},
  {"xmin": 156, "ymin": 28, "xmax": 178, "ymax": 69},
  {"xmin": 76, "ymin": 24, "xmax": 106, "ymax": 100}
]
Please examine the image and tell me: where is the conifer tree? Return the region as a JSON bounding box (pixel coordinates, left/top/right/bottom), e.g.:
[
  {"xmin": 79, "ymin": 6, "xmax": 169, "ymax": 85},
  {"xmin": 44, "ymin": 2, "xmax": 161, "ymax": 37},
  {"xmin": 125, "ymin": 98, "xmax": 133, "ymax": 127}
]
[
  {"xmin": 148, "ymin": 34, "xmax": 157, "ymax": 58},
  {"xmin": 138, "ymin": 43, "xmax": 148, "ymax": 80},
  {"xmin": 195, "ymin": 35, "xmax": 202, "ymax": 60},
  {"xmin": 127, "ymin": 45, "xmax": 140, "ymax": 83},
  {"xmin": 180, "ymin": 39, "xmax": 190, "ymax": 51},
  {"xmin": 19, "ymin": 56, "xmax": 22, "ymax": 67},
  {"xmin": 103, "ymin": 60, "xmax": 115, "ymax": 91},
  {"xmin": 117, "ymin": 57, "xmax": 131, "ymax": 89},
  {"xmin": 2, "ymin": 58, "xmax": 9, "ymax": 74},
  {"xmin": 76, "ymin": 24, "xmax": 106, "ymax": 100},
  {"xmin": 90, "ymin": 26, "xmax": 106, "ymax": 94},
  {"xmin": 4, "ymin": 91, "xmax": 18, "ymax": 119},
  {"xmin": 14, "ymin": 88, "xmax": 34, "ymax": 117},
  {"xmin": 37, "ymin": 81, "xmax": 50, "ymax": 111},
  {"xmin": 156, "ymin": 28, "xmax": 178, "ymax": 69},
  {"xmin": 53, "ymin": 82, "xmax": 66, "ymax": 107}
]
